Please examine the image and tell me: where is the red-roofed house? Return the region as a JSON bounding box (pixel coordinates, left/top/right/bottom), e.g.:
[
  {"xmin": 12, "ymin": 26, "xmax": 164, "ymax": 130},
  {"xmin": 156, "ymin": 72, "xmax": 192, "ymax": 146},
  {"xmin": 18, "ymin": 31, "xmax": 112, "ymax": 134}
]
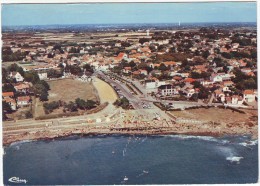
[
  {"xmin": 2, "ymin": 92, "xmax": 14, "ymax": 98},
  {"xmin": 17, "ymin": 96, "xmax": 31, "ymax": 107},
  {"xmin": 3, "ymin": 97, "xmax": 17, "ymax": 111},
  {"xmin": 114, "ymin": 52, "xmax": 128, "ymax": 62},
  {"xmin": 243, "ymin": 90, "xmax": 255, "ymax": 102},
  {"xmin": 140, "ymin": 70, "xmax": 148, "ymax": 76},
  {"xmin": 184, "ymin": 78, "xmax": 195, "ymax": 83},
  {"xmin": 14, "ymin": 83, "xmax": 30, "ymax": 93},
  {"xmin": 162, "ymin": 61, "xmax": 177, "ymax": 67}
]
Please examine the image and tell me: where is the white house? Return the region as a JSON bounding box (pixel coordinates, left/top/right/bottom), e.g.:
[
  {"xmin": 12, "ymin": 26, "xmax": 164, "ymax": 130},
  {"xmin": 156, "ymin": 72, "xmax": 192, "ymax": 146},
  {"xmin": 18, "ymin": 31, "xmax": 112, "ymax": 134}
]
[
  {"xmin": 145, "ymin": 80, "xmax": 157, "ymax": 89},
  {"xmin": 231, "ymin": 95, "xmax": 244, "ymax": 105},
  {"xmin": 17, "ymin": 96, "xmax": 31, "ymax": 107},
  {"xmin": 243, "ymin": 90, "xmax": 255, "ymax": 103},
  {"xmin": 210, "ymin": 73, "xmax": 231, "ymax": 83},
  {"xmin": 38, "ymin": 71, "xmax": 48, "ymax": 80},
  {"xmin": 9, "ymin": 72, "xmax": 24, "ymax": 82},
  {"xmin": 158, "ymin": 84, "xmax": 175, "ymax": 96}
]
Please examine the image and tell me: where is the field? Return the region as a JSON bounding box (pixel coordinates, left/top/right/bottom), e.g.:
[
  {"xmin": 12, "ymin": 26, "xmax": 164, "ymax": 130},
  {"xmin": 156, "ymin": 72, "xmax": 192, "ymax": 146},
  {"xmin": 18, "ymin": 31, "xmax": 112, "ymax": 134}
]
[
  {"xmin": 92, "ymin": 78, "xmax": 118, "ymax": 103},
  {"xmin": 47, "ymin": 79, "xmax": 97, "ymax": 102},
  {"xmin": 34, "ymin": 79, "xmax": 98, "ymax": 117},
  {"xmin": 171, "ymin": 107, "xmax": 257, "ymax": 124}
]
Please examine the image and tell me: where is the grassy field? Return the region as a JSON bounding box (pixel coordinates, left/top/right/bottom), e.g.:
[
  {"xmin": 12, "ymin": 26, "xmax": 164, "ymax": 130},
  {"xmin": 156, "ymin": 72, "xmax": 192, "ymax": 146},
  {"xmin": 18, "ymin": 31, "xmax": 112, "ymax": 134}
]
[
  {"xmin": 35, "ymin": 79, "xmax": 98, "ymax": 117},
  {"xmin": 47, "ymin": 79, "xmax": 97, "ymax": 102},
  {"xmin": 171, "ymin": 107, "xmax": 257, "ymax": 123}
]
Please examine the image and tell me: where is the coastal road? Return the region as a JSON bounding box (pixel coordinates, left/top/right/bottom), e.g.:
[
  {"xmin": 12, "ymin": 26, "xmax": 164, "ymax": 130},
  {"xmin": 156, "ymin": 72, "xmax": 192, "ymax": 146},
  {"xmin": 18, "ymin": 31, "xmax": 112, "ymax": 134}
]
[{"xmin": 97, "ymin": 71, "xmax": 144, "ymax": 109}]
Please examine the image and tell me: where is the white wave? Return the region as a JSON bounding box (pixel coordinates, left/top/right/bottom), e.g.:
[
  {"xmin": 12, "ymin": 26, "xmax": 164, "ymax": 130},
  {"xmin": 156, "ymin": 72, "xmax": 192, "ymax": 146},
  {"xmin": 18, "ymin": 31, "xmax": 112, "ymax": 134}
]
[
  {"xmin": 226, "ymin": 156, "xmax": 244, "ymax": 163},
  {"xmin": 166, "ymin": 135, "xmax": 229, "ymax": 144},
  {"xmin": 9, "ymin": 139, "xmax": 34, "ymax": 147},
  {"xmin": 239, "ymin": 139, "xmax": 258, "ymax": 147}
]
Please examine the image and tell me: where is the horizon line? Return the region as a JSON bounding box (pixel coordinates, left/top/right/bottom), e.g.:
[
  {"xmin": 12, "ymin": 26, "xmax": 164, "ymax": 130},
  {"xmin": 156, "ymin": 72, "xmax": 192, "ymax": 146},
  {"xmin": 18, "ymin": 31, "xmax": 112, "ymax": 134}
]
[{"xmin": 2, "ymin": 21, "xmax": 257, "ymax": 27}]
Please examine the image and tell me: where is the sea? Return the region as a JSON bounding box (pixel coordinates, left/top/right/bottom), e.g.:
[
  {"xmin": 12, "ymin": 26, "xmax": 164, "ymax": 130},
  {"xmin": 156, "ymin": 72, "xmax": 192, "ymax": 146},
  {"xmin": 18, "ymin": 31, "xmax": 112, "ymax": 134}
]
[{"xmin": 3, "ymin": 135, "xmax": 258, "ymax": 185}]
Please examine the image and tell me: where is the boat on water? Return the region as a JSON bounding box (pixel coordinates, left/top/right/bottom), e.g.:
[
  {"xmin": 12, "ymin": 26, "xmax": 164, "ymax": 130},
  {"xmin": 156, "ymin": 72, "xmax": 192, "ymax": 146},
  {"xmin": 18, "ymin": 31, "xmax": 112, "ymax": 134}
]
[
  {"xmin": 143, "ymin": 170, "xmax": 149, "ymax": 174},
  {"xmin": 112, "ymin": 151, "xmax": 115, "ymax": 154},
  {"xmin": 124, "ymin": 176, "xmax": 128, "ymax": 181}
]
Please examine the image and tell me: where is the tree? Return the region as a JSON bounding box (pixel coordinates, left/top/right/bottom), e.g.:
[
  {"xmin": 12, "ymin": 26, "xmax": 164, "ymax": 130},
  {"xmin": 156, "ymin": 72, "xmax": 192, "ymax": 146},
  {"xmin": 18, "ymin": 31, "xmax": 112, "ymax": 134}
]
[
  {"xmin": 192, "ymin": 81, "xmax": 202, "ymax": 89},
  {"xmin": 53, "ymin": 44, "xmax": 64, "ymax": 54},
  {"xmin": 83, "ymin": 64, "xmax": 94, "ymax": 73},
  {"xmin": 198, "ymin": 87, "xmax": 210, "ymax": 99},
  {"xmin": 75, "ymin": 98, "xmax": 87, "ymax": 110},
  {"xmin": 202, "ymin": 50, "xmax": 210, "ymax": 59},
  {"xmin": 190, "ymin": 93, "xmax": 198, "ymax": 101},
  {"xmin": 85, "ymin": 100, "xmax": 96, "ymax": 109},
  {"xmin": 24, "ymin": 71, "xmax": 40, "ymax": 84},
  {"xmin": 113, "ymin": 97, "xmax": 130, "ymax": 109},
  {"xmin": 2, "ymin": 101, "xmax": 12, "ymax": 113},
  {"xmin": 7, "ymin": 63, "xmax": 25, "ymax": 77},
  {"xmin": 158, "ymin": 63, "xmax": 168, "ymax": 71},
  {"xmin": 69, "ymin": 65, "xmax": 82, "ymax": 75},
  {"xmin": 2, "ymin": 83, "xmax": 16, "ymax": 92},
  {"xmin": 39, "ymin": 91, "xmax": 49, "ymax": 101},
  {"xmin": 221, "ymin": 52, "xmax": 232, "ymax": 59},
  {"xmin": 120, "ymin": 97, "xmax": 130, "ymax": 109},
  {"xmin": 39, "ymin": 80, "xmax": 50, "ymax": 90},
  {"xmin": 43, "ymin": 101, "xmax": 60, "ymax": 114},
  {"xmin": 33, "ymin": 83, "xmax": 47, "ymax": 96},
  {"xmin": 139, "ymin": 38, "xmax": 150, "ymax": 45},
  {"xmin": 2, "ymin": 68, "xmax": 9, "ymax": 83},
  {"xmin": 65, "ymin": 101, "xmax": 78, "ymax": 112},
  {"xmin": 129, "ymin": 61, "xmax": 136, "ymax": 68},
  {"xmin": 25, "ymin": 111, "xmax": 33, "ymax": 118}
]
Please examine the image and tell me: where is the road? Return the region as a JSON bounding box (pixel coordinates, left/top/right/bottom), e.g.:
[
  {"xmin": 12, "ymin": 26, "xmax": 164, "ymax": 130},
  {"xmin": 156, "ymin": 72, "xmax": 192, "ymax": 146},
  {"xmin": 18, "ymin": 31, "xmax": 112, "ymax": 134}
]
[{"xmin": 97, "ymin": 71, "xmax": 145, "ymax": 109}]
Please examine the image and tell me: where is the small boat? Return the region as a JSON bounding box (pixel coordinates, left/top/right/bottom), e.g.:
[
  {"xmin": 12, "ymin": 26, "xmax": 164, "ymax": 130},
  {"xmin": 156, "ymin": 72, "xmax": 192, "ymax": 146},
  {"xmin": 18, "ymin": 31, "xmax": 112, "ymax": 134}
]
[
  {"xmin": 112, "ymin": 151, "xmax": 115, "ymax": 154},
  {"xmin": 124, "ymin": 176, "xmax": 128, "ymax": 181},
  {"xmin": 143, "ymin": 170, "xmax": 149, "ymax": 174}
]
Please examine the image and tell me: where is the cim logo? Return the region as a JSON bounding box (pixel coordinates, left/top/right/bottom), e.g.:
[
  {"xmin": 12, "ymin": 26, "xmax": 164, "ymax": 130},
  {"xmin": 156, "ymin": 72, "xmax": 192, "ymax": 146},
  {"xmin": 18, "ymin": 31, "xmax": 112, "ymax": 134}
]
[{"xmin": 8, "ymin": 177, "xmax": 28, "ymax": 184}]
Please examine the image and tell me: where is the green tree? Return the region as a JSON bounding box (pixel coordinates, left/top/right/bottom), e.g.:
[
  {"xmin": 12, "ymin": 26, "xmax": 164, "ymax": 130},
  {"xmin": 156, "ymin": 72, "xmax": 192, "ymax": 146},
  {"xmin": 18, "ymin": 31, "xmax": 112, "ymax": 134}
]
[
  {"xmin": 2, "ymin": 101, "xmax": 12, "ymax": 113},
  {"xmin": 39, "ymin": 91, "xmax": 49, "ymax": 101},
  {"xmin": 39, "ymin": 80, "xmax": 50, "ymax": 90},
  {"xmin": 2, "ymin": 68, "xmax": 9, "ymax": 83},
  {"xmin": 83, "ymin": 64, "xmax": 94, "ymax": 73},
  {"xmin": 158, "ymin": 63, "xmax": 168, "ymax": 71},
  {"xmin": 75, "ymin": 98, "xmax": 87, "ymax": 110},
  {"xmin": 33, "ymin": 83, "xmax": 47, "ymax": 96},
  {"xmin": 24, "ymin": 71, "xmax": 40, "ymax": 84},
  {"xmin": 85, "ymin": 100, "xmax": 96, "ymax": 109},
  {"xmin": 7, "ymin": 63, "xmax": 25, "ymax": 77},
  {"xmin": 65, "ymin": 101, "xmax": 78, "ymax": 112},
  {"xmin": 2, "ymin": 83, "xmax": 16, "ymax": 92}
]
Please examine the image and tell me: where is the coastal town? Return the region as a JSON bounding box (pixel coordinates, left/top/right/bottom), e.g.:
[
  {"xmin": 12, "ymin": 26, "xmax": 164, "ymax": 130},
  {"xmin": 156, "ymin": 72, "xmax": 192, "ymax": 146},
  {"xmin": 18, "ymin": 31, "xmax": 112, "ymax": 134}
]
[{"xmin": 2, "ymin": 25, "xmax": 258, "ymax": 145}]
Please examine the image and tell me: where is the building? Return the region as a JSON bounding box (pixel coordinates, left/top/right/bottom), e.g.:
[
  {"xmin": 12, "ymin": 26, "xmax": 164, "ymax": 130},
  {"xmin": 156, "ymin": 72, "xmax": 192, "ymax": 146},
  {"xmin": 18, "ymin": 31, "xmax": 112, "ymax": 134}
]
[
  {"xmin": 9, "ymin": 72, "xmax": 24, "ymax": 82},
  {"xmin": 2, "ymin": 92, "xmax": 14, "ymax": 98},
  {"xmin": 3, "ymin": 97, "xmax": 17, "ymax": 111},
  {"xmin": 17, "ymin": 96, "xmax": 31, "ymax": 107},
  {"xmin": 14, "ymin": 83, "xmax": 30, "ymax": 94},
  {"xmin": 243, "ymin": 90, "xmax": 255, "ymax": 102},
  {"xmin": 158, "ymin": 84, "xmax": 175, "ymax": 96}
]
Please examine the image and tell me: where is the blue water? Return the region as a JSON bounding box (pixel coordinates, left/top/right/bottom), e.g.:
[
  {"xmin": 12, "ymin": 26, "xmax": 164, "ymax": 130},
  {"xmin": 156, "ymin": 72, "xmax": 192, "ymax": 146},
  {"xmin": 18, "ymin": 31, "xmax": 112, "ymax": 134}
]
[{"xmin": 3, "ymin": 135, "xmax": 258, "ymax": 185}]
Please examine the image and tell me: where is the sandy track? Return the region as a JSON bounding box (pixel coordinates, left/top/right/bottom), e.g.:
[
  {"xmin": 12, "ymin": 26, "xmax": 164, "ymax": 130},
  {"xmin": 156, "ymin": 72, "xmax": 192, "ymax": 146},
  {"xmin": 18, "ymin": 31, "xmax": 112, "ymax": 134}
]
[{"xmin": 93, "ymin": 78, "xmax": 118, "ymax": 103}]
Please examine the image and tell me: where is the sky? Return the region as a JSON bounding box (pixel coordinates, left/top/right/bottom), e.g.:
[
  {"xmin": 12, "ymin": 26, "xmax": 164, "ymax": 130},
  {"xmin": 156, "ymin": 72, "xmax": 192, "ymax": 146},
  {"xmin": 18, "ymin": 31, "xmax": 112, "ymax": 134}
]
[{"xmin": 1, "ymin": 2, "xmax": 257, "ymax": 26}]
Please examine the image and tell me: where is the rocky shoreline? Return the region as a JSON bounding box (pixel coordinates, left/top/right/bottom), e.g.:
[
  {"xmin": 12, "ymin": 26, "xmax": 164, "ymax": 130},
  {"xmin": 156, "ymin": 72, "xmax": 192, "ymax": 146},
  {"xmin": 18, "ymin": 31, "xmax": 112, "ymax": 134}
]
[{"xmin": 3, "ymin": 121, "xmax": 258, "ymax": 146}]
